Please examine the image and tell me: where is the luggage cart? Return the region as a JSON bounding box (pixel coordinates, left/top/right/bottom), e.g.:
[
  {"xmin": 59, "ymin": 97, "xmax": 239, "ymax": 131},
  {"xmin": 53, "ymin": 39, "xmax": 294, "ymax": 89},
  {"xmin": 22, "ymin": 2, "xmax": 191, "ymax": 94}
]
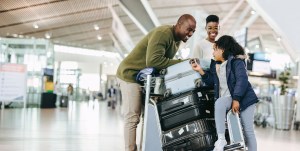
[
  {"xmin": 142, "ymin": 75, "xmax": 164, "ymax": 151},
  {"xmin": 142, "ymin": 75, "xmax": 217, "ymax": 151},
  {"xmin": 224, "ymin": 110, "xmax": 246, "ymax": 151},
  {"xmin": 254, "ymin": 97, "xmax": 272, "ymax": 128}
]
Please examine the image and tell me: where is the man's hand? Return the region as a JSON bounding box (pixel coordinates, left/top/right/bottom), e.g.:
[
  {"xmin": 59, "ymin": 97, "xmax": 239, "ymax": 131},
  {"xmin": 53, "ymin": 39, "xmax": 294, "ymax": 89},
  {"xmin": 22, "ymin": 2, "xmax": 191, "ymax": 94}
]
[{"xmin": 232, "ymin": 100, "xmax": 240, "ymax": 114}]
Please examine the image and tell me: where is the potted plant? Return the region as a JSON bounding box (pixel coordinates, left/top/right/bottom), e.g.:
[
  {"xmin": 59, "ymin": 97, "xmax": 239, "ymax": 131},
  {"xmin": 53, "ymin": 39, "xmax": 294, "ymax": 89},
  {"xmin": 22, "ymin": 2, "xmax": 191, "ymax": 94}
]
[
  {"xmin": 278, "ymin": 67, "xmax": 291, "ymax": 95},
  {"xmin": 273, "ymin": 67, "xmax": 295, "ymax": 130}
]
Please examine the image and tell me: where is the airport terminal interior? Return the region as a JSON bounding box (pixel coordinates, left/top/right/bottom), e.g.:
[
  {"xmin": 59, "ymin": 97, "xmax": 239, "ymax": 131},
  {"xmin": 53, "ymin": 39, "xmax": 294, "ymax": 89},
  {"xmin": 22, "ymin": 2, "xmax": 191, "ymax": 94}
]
[{"xmin": 0, "ymin": 0, "xmax": 300, "ymax": 151}]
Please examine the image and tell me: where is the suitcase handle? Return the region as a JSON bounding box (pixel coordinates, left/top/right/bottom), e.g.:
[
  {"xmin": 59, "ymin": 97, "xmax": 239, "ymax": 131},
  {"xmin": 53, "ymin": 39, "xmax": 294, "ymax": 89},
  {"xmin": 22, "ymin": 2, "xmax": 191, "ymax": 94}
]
[{"xmin": 165, "ymin": 102, "xmax": 184, "ymax": 111}]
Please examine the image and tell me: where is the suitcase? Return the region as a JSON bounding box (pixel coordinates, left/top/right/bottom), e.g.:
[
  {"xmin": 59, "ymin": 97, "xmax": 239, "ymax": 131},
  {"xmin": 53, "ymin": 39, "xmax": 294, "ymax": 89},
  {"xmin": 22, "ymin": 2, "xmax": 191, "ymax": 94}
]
[
  {"xmin": 60, "ymin": 95, "xmax": 68, "ymax": 107},
  {"xmin": 40, "ymin": 93, "xmax": 57, "ymax": 108},
  {"xmin": 163, "ymin": 60, "xmax": 210, "ymax": 97},
  {"xmin": 158, "ymin": 90, "xmax": 214, "ymax": 130},
  {"xmin": 163, "ymin": 132, "xmax": 217, "ymax": 151},
  {"xmin": 162, "ymin": 119, "xmax": 216, "ymax": 146},
  {"xmin": 224, "ymin": 110, "xmax": 246, "ymax": 151}
]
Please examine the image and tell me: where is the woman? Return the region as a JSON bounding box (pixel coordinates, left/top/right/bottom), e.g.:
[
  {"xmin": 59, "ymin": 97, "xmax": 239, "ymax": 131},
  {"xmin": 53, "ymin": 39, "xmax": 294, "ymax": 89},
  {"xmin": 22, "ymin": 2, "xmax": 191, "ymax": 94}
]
[{"xmin": 191, "ymin": 35, "xmax": 258, "ymax": 151}]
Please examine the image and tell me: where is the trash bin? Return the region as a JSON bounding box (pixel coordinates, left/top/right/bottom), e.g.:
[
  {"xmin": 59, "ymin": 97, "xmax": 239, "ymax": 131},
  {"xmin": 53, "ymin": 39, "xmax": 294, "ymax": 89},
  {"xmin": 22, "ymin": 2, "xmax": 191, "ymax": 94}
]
[{"xmin": 272, "ymin": 92, "xmax": 295, "ymax": 130}]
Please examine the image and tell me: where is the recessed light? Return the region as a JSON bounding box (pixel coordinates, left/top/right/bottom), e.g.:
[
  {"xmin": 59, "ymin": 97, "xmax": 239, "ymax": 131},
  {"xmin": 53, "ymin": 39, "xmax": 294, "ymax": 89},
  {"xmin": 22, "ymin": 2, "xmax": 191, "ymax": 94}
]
[
  {"xmin": 97, "ymin": 35, "xmax": 102, "ymax": 40},
  {"xmin": 45, "ymin": 32, "xmax": 51, "ymax": 39},
  {"xmin": 94, "ymin": 24, "xmax": 99, "ymax": 30},
  {"xmin": 33, "ymin": 23, "xmax": 39, "ymax": 29},
  {"xmin": 277, "ymin": 37, "xmax": 281, "ymax": 41},
  {"xmin": 251, "ymin": 10, "xmax": 256, "ymax": 15}
]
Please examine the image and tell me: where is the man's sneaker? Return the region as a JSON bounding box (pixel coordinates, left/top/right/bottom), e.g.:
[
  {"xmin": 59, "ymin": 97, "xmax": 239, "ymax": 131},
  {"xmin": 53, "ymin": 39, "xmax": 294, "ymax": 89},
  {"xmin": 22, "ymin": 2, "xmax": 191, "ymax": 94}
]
[{"xmin": 213, "ymin": 139, "xmax": 227, "ymax": 151}]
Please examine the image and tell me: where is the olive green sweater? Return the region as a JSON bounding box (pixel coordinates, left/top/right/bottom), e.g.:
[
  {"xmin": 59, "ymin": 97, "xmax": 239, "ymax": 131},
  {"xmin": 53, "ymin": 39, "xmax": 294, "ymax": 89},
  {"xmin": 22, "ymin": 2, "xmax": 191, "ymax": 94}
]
[{"xmin": 116, "ymin": 25, "xmax": 183, "ymax": 83}]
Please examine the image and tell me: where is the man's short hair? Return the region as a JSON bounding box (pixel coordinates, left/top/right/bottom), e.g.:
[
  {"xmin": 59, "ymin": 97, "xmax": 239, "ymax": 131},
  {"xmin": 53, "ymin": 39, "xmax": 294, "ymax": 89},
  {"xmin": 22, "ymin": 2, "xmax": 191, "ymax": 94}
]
[
  {"xmin": 177, "ymin": 14, "xmax": 196, "ymax": 24},
  {"xmin": 206, "ymin": 15, "xmax": 219, "ymax": 24}
]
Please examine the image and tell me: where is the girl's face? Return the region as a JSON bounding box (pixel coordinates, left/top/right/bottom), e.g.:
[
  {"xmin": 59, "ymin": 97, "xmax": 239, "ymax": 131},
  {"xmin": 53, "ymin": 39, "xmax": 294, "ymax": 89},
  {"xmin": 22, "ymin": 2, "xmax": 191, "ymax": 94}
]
[
  {"xmin": 213, "ymin": 44, "xmax": 224, "ymax": 62},
  {"xmin": 206, "ymin": 22, "xmax": 219, "ymax": 41}
]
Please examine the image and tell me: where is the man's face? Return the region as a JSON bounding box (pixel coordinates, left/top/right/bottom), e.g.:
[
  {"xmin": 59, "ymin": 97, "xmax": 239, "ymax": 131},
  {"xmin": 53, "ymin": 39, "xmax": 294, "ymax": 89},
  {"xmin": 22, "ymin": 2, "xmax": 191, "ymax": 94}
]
[
  {"xmin": 206, "ymin": 22, "xmax": 219, "ymax": 41},
  {"xmin": 176, "ymin": 19, "xmax": 196, "ymax": 43}
]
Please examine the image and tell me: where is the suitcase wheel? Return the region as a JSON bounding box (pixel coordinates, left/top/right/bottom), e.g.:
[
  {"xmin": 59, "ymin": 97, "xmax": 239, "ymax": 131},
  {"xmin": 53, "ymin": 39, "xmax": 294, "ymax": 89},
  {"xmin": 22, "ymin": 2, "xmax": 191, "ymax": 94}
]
[
  {"xmin": 160, "ymin": 69, "xmax": 167, "ymax": 75},
  {"xmin": 195, "ymin": 79, "xmax": 201, "ymax": 88},
  {"xmin": 164, "ymin": 89, "xmax": 171, "ymax": 98}
]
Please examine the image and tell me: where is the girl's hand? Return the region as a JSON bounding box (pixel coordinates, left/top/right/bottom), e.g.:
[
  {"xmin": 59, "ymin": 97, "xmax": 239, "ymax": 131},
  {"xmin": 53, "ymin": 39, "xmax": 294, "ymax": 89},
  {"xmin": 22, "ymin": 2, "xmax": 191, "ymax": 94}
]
[
  {"xmin": 232, "ymin": 100, "xmax": 240, "ymax": 114},
  {"xmin": 189, "ymin": 58, "xmax": 202, "ymax": 72}
]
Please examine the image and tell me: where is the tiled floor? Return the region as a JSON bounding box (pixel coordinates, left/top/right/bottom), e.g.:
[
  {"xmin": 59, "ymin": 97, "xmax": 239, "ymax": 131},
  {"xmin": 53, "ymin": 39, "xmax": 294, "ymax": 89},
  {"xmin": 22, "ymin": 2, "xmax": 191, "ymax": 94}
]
[{"xmin": 0, "ymin": 100, "xmax": 300, "ymax": 151}]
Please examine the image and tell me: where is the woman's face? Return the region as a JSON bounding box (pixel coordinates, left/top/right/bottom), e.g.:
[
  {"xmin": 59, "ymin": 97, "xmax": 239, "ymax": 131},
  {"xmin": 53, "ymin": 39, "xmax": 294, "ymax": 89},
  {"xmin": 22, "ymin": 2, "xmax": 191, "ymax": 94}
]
[
  {"xmin": 213, "ymin": 44, "xmax": 224, "ymax": 61},
  {"xmin": 206, "ymin": 22, "xmax": 219, "ymax": 41}
]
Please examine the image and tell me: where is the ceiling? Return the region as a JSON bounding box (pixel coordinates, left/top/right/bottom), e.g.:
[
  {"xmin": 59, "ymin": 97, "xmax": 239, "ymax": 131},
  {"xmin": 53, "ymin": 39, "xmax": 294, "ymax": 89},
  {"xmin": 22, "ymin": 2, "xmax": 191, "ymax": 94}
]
[{"xmin": 0, "ymin": 0, "xmax": 282, "ymax": 55}]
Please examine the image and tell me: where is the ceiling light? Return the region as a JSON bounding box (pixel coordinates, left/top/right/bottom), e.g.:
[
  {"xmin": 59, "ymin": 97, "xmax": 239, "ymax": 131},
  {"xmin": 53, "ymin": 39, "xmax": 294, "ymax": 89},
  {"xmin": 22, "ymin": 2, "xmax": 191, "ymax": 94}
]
[
  {"xmin": 277, "ymin": 37, "xmax": 281, "ymax": 41},
  {"xmin": 94, "ymin": 24, "xmax": 100, "ymax": 30},
  {"xmin": 255, "ymin": 44, "xmax": 259, "ymax": 48},
  {"xmin": 45, "ymin": 32, "xmax": 51, "ymax": 39},
  {"xmin": 97, "ymin": 35, "xmax": 102, "ymax": 40},
  {"xmin": 251, "ymin": 10, "xmax": 256, "ymax": 15},
  {"xmin": 33, "ymin": 23, "xmax": 39, "ymax": 29}
]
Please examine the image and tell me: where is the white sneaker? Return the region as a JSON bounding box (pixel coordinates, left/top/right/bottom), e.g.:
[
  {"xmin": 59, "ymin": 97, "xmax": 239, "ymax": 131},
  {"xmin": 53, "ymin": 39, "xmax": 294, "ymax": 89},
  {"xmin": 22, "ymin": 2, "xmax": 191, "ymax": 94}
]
[{"xmin": 213, "ymin": 139, "xmax": 227, "ymax": 151}]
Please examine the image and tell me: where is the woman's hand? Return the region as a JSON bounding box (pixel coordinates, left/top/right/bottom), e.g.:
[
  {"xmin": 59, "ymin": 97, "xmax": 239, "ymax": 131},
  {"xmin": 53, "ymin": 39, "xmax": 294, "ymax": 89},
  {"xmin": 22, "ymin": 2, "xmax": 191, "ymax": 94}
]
[{"xmin": 232, "ymin": 100, "xmax": 240, "ymax": 114}]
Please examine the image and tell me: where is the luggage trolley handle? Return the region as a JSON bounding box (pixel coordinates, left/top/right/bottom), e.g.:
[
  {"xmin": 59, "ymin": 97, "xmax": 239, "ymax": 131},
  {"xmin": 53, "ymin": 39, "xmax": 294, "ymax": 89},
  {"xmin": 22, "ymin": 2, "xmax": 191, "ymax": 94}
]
[{"xmin": 225, "ymin": 110, "xmax": 246, "ymax": 151}]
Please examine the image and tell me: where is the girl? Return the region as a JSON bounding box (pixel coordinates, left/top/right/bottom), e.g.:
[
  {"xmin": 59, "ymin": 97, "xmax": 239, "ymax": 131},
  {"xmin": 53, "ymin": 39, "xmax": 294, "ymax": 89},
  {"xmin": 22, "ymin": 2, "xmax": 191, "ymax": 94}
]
[{"xmin": 191, "ymin": 35, "xmax": 258, "ymax": 151}]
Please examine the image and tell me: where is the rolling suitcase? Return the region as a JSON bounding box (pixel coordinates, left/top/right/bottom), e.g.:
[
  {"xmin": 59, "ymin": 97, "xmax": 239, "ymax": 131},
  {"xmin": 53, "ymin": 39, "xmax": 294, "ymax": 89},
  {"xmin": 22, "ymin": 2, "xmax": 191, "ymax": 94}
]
[
  {"xmin": 224, "ymin": 110, "xmax": 246, "ymax": 151},
  {"xmin": 40, "ymin": 93, "xmax": 57, "ymax": 108},
  {"xmin": 157, "ymin": 90, "xmax": 214, "ymax": 131},
  {"xmin": 163, "ymin": 132, "xmax": 217, "ymax": 151},
  {"xmin": 163, "ymin": 60, "xmax": 209, "ymax": 97},
  {"xmin": 60, "ymin": 95, "xmax": 68, "ymax": 107},
  {"xmin": 162, "ymin": 119, "xmax": 216, "ymax": 147}
]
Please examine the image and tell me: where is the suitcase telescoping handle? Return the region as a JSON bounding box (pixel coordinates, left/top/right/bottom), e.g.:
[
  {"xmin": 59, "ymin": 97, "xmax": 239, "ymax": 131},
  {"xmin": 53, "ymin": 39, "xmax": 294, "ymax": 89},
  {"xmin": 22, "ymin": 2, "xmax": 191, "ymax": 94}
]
[{"xmin": 164, "ymin": 102, "xmax": 184, "ymax": 111}]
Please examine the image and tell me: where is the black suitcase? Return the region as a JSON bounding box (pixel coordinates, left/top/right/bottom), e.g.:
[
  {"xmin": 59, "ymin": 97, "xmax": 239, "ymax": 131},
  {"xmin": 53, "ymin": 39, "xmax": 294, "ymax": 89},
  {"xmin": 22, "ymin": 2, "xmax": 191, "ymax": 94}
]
[
  {"xmin": 162, "ymin": 119, "xmax": 216, "ymax": 146},
  {"xmin": 158, "ymin": 90, "xmax": 215, "ymax": 130},
  {"xmin": 60, "ymin": 95, "xmax": 68, "ymax": 107},
  {"xmin": 163, "ymin": 132, "xmax": 217, "ymax": 151},
  {"xmin": 40, "ymin": 93, "xmax": 57, "ymax": 108}
]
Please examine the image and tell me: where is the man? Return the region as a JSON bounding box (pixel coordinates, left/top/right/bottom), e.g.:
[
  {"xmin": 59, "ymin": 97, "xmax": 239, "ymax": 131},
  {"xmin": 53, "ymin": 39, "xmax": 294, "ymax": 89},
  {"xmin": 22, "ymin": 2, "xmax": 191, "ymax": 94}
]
[
  {"xmin": 116, "ymin": 14, "xmax": 196, "ymax": 151},
  {"xmin": 107, "ymin": 85, "xmax": 117, "ymax": 109}
]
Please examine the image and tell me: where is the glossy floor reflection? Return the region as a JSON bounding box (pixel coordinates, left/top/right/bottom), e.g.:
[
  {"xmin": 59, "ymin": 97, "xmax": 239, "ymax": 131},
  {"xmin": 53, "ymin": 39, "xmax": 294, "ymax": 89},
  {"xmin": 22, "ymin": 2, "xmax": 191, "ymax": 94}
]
[
  {"xmin": 1, "ymin": 100, "xmax": 300, "ymax": 151},
  {"xmin": 0, "ymin": 100, "xmax": 125, "ymax": 151}
]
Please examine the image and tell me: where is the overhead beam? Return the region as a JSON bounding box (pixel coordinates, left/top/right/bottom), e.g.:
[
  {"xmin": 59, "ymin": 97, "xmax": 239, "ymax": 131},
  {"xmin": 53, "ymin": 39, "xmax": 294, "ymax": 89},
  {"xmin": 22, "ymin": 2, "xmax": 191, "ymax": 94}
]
[
  {"xmin": 240, "ymin": 13, "xmax": 259, "ymax": 30},
  {"xmin": 141, "ymin": 0, "xmax": 160, "ymax": 27},
  {"xmin": 119, "ymin": 0, "xmax": 158, "ymax": 34},
  {"xmin": 220, "ymin": 0, "xmax": 245, "ymax": 26},
  {"xmin": 109, "ymin": 33, "xmax": 125, "ymax": 59},
  {"xmin": 228, "ymin": 5, "xmax": 251, "ymax": 34},
  {"xmin": 108, "ymin": 5, "xmax": 134, "ymax": 52}
]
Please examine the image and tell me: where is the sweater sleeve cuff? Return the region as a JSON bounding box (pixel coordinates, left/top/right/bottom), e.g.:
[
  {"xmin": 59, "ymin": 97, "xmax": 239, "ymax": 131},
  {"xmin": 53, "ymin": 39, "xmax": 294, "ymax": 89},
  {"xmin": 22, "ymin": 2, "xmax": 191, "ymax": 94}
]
[
  {"xmin": 201, "ymin": 72, "xmax": 208, "ymax": 79},
  {"xmin": 232, "ymin": 96, "xmax": 241, "ymax": 102}
]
